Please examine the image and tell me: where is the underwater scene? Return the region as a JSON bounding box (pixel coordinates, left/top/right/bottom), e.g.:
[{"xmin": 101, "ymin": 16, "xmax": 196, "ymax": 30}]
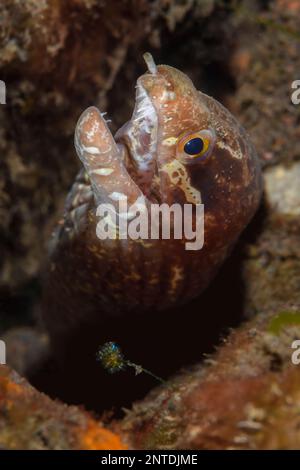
[{"xmin": 0, "ymin": 0, "xmax": 300, "ymax": 453}]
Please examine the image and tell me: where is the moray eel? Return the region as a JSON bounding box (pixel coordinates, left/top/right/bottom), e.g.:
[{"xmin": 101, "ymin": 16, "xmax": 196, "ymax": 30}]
[{"xmin": 42, "ymin": 54, "xmax": 262, "ymax": 347}]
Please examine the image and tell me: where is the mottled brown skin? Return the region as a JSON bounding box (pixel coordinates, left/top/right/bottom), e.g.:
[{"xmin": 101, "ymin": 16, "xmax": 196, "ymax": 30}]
[{"xmin": 42, "ymin": 60, "xmax": 262, "ymax": 350}]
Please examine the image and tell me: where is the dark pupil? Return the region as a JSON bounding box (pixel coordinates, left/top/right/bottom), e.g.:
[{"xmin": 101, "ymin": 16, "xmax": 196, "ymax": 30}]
[{"xmin": 184, "ymin": 137, "xmax": 204, "ymax": 155}]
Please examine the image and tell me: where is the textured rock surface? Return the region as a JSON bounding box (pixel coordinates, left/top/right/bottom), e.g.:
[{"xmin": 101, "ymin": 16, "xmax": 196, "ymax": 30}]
[
  {"xmin": 115, "ymin": 308, "xmax": 300, "ymax": 449},
  {"xmin": 2, "ymin": 327, "xmax": 49, "ymax": 376},
  {"xmin": 1, "ymin": 0, "xmax": 300, "ymax": 450},
  {"xmin": 243, "ymin": 163, "xmax": 300, "ymax": 315},
  {"xmin": 226, "ymin": 0, "xmax": 300, "ymax": 317},
  {"xmin": 0, "ymin": 365, "xmax": 126, "ymax": 450}
]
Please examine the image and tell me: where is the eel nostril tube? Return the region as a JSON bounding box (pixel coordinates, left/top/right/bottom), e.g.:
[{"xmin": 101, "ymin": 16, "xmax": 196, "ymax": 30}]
[{"xmin": 143, "ymin": 52, "xmax": 157, "ymax": 74}]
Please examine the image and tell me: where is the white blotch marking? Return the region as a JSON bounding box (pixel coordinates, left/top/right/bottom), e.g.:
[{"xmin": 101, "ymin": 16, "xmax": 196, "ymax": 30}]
[
  {"xmin": 82, "ymin": 145, "xmax": 101, "ymax": 155},
  {"xmin": 92, "ymin": 168, "xmax": 114, "ymax": 176},
  {"xmin": 109, "ymin": 192, "xmax": 127, "ymax": 201},
  {"xmin": 217, "ymin": 141, "xmax": 243, "ymax": 159},
  {"xmin": 162, "ymin": 160, "xmax": 202, "ymax": 205},
  {"xmin": 162, "ymin": 137, "xmax": 178, "ymax": 146}
]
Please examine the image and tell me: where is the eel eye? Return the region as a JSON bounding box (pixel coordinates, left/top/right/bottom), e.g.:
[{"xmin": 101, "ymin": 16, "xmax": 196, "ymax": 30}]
[
  {"xmin": 177, "ymin": 129, "xmax": 216, "ymax": 163},
  {"xmin": 184, "ymin": 137, "xmax": 204, "ymax": 155}
]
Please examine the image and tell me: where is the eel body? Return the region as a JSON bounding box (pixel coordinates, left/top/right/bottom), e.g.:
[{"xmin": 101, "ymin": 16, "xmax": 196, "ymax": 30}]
[{"xmin": 42, "ymin": 55, "xmax": 262, "ymax": 347}]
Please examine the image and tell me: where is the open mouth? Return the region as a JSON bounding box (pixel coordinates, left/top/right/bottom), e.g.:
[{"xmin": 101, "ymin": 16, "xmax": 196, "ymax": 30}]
[
  {"xmin": 114, "ymin": 72, "xmax": 159, "ymax": 198},
  {"xmin": 115, "ymin": 80, "xmax": 158, "ymax": 172},
  {"xmin": 74, "ymin": 54, "xmax": 168, "ymax": 205}
]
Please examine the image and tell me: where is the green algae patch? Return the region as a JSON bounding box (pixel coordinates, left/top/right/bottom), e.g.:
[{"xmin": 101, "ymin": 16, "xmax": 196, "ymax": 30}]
[{"xmin": 268, "ymin": 311, "xmax": 300, "ymax": 336}]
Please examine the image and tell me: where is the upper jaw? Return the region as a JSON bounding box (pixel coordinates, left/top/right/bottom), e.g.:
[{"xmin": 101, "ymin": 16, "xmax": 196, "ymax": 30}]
[
  {"xmin": 114, "ymin": 67, "xmax": 183, "ymax": 197},
  {"xmin": 114, "ymin": 76, "xmax": 159, "ymax": 196},
  {"xmin": 114, "ymin": 69, "xmax": 173, "ymax": 169}
]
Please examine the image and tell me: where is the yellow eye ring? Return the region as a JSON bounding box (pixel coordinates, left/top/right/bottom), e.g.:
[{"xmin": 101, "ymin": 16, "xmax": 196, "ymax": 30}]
[{"xmin": 177, "ymin": 129, "xmax": 216, "ymax": 163}]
